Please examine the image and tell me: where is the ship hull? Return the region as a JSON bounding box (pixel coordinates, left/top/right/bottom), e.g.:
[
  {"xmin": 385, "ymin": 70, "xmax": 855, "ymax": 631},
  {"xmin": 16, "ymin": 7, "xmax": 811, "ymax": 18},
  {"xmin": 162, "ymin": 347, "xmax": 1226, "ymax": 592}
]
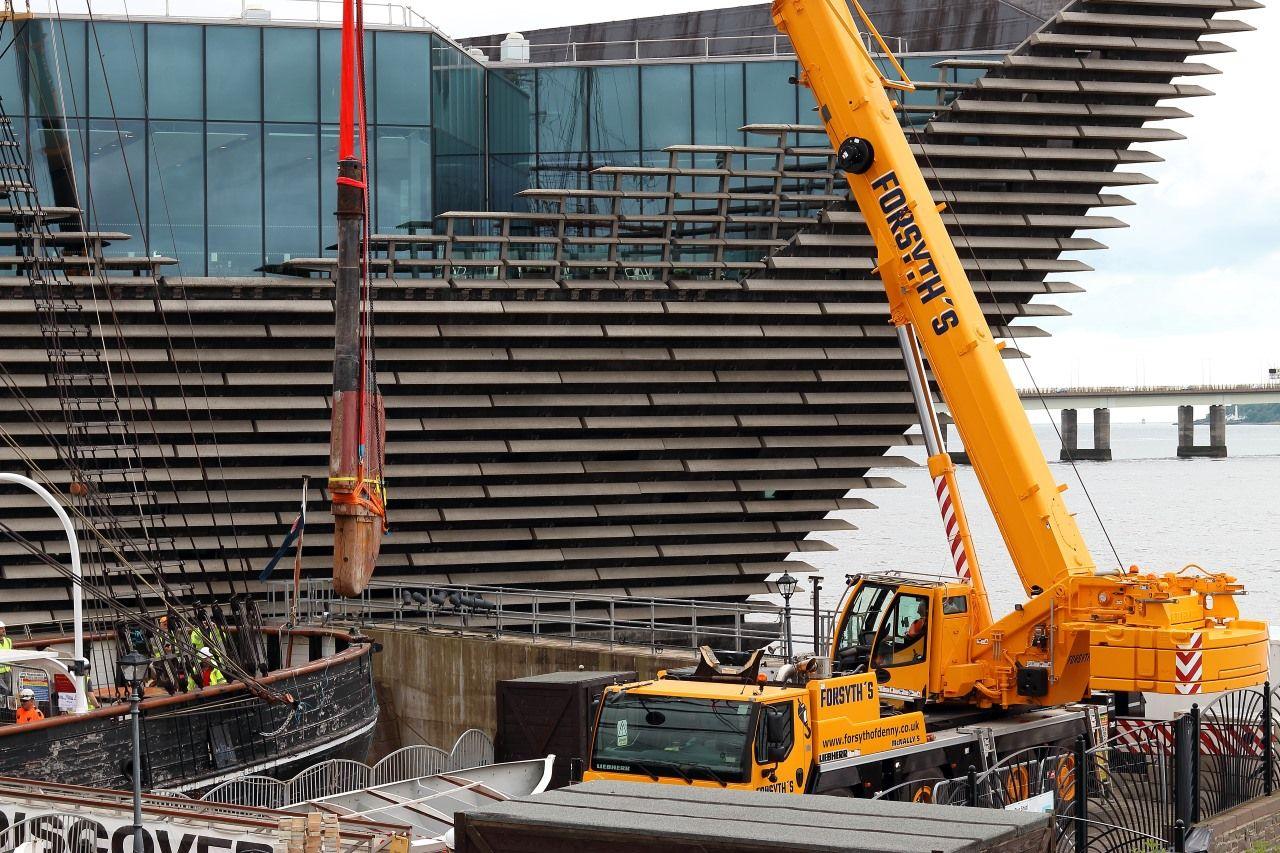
[{"xmin": 1, "ymin": 627, "xmax": 378, "ymax": 793}]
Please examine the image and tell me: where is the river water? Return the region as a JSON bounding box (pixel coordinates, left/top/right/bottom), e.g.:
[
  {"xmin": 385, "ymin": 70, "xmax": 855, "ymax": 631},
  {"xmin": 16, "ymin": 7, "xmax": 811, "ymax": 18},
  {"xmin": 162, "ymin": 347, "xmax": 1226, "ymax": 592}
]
[{"xmin": 799, "ymin": 422, "xmax": 1280, "ymax": 623}]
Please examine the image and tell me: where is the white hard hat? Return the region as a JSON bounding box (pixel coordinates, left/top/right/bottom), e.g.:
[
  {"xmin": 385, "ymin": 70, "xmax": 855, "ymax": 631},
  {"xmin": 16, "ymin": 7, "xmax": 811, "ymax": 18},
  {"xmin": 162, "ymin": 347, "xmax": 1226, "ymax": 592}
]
[
  {"xmin": 18, "ymin": 688, "xmax": 33, "ymax": 700},
  {"xmin": 198, "ymin": 647, "xmax": 214, "ymax": 660},
  {"xmin": 0, "ymin": 620, "xmax": 7, "ymax": 629}
]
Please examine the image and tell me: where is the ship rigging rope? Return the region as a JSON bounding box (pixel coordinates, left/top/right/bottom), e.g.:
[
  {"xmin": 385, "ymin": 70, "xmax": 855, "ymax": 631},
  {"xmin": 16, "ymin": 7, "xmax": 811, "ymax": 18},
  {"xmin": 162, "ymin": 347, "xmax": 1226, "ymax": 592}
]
[
  {"xmin": 0, "ymin": 377, "xmax": 278, "ymax": 694},
  {"xmin": 11, "ymin": 2, "xmax": 205, "ymax": 598},
  {"xmin": 0, "ymin": 14, "xmax": 153, "ymax": 664},
  {"xmin": 92, "ymin": 0, "xmax": 254, "ymax": 589},
  {"xmin": 882, "ymin": 57, "xmax": 1126, "ymax": 572},
  {"xmin": 76, "ymin": 0, "xmax": 248, "ymax": 596}
]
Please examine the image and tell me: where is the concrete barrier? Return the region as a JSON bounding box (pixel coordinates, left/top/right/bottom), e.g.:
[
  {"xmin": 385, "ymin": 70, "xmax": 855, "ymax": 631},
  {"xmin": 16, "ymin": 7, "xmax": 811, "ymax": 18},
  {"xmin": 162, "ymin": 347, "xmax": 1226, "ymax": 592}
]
[{"xmin": 367, "ymin": 626, "xmax": 694, "ymax": 757}]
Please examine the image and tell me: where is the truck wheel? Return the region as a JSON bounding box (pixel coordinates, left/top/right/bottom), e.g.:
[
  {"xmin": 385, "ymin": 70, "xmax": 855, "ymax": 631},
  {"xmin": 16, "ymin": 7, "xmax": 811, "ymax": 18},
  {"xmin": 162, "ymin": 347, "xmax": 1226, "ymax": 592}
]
[{"xmin": 906, "ymin": 769, "xmax": 943, "ymax": 804}]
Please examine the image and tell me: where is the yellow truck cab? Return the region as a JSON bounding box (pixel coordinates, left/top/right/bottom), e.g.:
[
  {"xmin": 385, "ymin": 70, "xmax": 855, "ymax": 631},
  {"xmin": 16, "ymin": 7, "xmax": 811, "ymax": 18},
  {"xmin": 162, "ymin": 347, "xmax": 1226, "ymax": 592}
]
[
  {"xmin": 584, "ymin": 647, "xmax": 926, "ymax": 795},
  {"xmin": 831, "ymin": 572, "xmax": 989, "ymax": 707}
]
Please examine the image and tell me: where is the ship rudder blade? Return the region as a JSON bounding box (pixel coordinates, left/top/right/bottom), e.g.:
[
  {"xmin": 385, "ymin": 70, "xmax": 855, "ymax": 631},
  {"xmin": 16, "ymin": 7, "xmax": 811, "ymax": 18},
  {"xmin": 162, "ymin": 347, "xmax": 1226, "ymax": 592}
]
[{"xmin": 332, "ymin": 510, "xmax": 383, "ymax": 597}]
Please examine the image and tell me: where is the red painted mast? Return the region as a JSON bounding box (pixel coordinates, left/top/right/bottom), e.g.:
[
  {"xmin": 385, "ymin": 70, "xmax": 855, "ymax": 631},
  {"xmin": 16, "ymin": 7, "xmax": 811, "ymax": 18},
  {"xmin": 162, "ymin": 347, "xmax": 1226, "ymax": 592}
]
[{"xmin": 329, "ymin": 0, "xmax": 386, "ymax": 596}]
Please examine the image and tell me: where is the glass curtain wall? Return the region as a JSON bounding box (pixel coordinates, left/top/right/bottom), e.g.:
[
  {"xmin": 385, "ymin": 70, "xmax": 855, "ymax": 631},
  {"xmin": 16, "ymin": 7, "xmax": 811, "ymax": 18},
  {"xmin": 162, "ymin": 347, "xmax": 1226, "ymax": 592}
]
[
  {"xmin": 12, "ymin": 17, "xmax": 488, "ymax": 276},
  {"xmin": 486, "ymin": 55, "xmax": 994, "ymax": 197}
]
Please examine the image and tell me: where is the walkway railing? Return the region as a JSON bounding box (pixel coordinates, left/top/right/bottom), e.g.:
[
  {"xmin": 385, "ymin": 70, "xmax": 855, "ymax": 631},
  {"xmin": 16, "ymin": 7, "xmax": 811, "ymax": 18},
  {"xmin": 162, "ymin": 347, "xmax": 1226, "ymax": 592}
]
[
  {"xmin": 1019, "ymin": 382, "xmax": 1279, "ymax": 398},
  {"xmin": 196, "ymin": 729, "xmax": 495, "ymax": 808},
  {"xmin": 264, "ymin": 576, "xmax": 838, "ymax": 657},
  {"xmin": 469, "ymin": 32, "xmax": 909, "ymax": 64},
  {"xmin": 892, "ymin": 684, "xmax": 1279, "ymax": 853},
  {"xmin": 11, "ymin": 0, "xmax": 440, "ymax": 29}
]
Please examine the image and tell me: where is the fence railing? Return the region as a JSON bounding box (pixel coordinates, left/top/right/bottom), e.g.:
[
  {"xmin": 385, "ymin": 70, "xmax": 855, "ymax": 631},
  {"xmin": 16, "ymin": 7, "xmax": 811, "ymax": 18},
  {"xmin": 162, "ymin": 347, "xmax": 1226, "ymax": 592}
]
[
  {"xmin": 887, "ymin": 684, "xmax": 1277, "ymax": 853},
  {"xmin": 469, "ymin": 31, "xmax": 909, "ymax": 64},
  {"xmin": 197, "ymin": 728, "xmax": 495, "ymax": 808},
  {"xmin": 265, "ymin": 577, "xmax": 838, "ymax": 658}
]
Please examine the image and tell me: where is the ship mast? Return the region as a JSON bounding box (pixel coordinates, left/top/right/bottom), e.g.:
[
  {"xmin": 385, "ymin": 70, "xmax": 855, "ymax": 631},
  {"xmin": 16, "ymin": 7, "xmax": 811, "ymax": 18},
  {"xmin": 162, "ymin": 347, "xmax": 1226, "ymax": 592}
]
[{"xmin": 329, "ymin": 0, "xmax": 386, "ymax": 596}]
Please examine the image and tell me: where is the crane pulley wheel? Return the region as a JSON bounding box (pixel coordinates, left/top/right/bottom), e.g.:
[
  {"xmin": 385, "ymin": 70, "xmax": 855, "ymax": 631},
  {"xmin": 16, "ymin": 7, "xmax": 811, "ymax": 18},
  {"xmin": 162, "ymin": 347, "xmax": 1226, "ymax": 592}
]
[{"xmin": 837, "ymin": 137, "xmax": 876, "ymax": 174}]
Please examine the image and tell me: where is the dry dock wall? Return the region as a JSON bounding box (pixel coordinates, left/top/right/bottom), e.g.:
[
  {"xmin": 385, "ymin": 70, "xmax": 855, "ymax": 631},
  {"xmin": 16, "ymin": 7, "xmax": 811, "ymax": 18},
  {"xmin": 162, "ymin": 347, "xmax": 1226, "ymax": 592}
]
[{"xmin": 366, "ymin": 627, "xmax": 693, "ymax": 755}]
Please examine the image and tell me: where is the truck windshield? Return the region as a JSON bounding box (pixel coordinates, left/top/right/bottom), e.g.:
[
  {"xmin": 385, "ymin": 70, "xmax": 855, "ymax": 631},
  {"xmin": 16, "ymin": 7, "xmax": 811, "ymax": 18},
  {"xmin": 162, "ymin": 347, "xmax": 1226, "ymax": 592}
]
[{"xmin": 591, "ymin": 694, "xmax": 753, "ymax": 783}]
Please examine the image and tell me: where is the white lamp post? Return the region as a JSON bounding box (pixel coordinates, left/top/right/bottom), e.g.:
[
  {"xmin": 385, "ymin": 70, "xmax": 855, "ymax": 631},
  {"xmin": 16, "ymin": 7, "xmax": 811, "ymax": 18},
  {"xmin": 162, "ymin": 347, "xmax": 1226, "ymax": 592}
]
[{"xmin": 0, "ymin": 472, "xmax": 88, "ymax": 712}]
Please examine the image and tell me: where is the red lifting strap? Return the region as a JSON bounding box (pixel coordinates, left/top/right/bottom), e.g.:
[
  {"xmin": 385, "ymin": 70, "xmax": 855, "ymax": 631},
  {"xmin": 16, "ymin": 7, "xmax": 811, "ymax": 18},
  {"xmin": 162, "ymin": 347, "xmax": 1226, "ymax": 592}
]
[{"xmin": 336, "ymin": 176, "xmax": 366, "ymax": 189}]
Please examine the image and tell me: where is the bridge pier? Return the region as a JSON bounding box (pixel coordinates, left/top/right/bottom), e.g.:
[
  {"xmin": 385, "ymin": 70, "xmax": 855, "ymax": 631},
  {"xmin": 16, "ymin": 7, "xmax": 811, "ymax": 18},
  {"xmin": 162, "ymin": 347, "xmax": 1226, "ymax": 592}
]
[
  {"xmin": 1177, "ymin": 404, "xmax": 1227, "ymax": 458},
  {"xmin": 1059, "ymin": 408, "xmax": 1112, "ymax": 462}
]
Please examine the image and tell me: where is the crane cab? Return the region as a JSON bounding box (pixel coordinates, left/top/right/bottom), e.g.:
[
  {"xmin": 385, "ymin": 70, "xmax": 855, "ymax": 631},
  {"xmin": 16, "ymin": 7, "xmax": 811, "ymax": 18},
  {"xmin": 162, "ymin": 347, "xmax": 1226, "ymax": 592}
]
[{"xmin": 831, "ymin": 573, "xmax": 982, "ymax": 706}]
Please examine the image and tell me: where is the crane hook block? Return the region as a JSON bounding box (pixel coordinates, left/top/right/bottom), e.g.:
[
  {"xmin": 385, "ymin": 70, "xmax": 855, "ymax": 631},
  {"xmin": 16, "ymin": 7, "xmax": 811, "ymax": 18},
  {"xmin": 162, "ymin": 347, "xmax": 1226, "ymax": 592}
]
[{"xmin": 837, "ymin": 137, "xmax": 875, "ymax": 174}]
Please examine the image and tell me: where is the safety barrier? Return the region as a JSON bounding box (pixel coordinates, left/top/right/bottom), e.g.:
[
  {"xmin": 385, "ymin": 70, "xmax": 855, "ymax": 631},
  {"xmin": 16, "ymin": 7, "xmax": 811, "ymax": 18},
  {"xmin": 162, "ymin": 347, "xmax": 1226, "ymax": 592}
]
[
  {"xmin": 264, "ymin": 576, "xmax": 840, "ymax": 657},
  {"xmin": 879, "ymin": 685, "xmax": 1278, "ymax": 853},
  {"xmin": 199, "ymin": 728, "xmax": 494, "ymax": 808}
]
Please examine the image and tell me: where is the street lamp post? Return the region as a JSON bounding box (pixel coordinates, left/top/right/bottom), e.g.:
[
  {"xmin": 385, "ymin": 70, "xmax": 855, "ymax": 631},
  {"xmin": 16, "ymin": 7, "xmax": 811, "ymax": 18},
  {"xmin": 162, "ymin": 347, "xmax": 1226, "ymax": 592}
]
[
  {"xmin": 777, "ymin": 572, "xmax": 798, "ymax": 659},
  {"xmin": 118, "ymin": 650, "xmax": 151, "ymax": 853},
  {"xmin": 0, "ymin": 473, "xmax": 88, "ymax": 712}
]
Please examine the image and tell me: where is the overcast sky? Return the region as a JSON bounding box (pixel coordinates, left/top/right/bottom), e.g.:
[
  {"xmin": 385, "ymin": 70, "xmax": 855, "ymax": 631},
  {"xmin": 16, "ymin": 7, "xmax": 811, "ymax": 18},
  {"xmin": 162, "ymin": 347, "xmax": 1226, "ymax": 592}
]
[{"xmin": 427, "ymin": 1, "xmax": 1278, "ymax": 389}]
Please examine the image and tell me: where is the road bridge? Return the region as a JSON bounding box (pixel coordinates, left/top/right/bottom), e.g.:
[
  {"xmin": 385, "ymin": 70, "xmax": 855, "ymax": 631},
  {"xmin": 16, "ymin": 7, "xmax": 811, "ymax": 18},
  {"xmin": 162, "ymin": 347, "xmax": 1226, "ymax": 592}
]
[
  {"xmin": 942, "ymin": 384, "xmax": 1279, "ymax": 462},
  {"xmin": 1015, "ymin": 383, "xmax": 1280, "ymax": 410}
]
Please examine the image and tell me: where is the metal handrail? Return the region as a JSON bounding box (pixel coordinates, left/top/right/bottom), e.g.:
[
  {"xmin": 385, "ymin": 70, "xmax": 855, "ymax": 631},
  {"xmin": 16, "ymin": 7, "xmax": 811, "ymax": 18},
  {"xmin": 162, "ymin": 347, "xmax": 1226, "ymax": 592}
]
[
  {"xmin": 1019, "ymin": 382, "xmax": 1280, "ymax": 397},
  {"xmin": 265, "ymin": 576, "xmax": 838, "ymax": 657},
  {"xmin": 472, "ymin": 31, "xmax": 908, "ymax": 64},
  {"xmin": 11, "ymin": 0, "xmax": 441, "ymax": 30}
]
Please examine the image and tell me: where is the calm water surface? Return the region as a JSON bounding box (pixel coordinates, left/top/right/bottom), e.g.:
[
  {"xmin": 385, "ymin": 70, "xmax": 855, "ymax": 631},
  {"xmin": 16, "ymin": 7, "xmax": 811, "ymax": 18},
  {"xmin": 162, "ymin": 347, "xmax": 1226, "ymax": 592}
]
[{"xmin": 800, "ymin": 422, "xmax": 1280, "ymax": 622}]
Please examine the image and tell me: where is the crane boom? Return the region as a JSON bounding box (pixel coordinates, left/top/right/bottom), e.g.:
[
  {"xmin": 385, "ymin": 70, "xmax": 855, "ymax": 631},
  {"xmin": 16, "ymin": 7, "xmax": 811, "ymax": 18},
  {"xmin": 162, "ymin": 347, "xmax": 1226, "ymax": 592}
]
[
  {"xmin": 774, "ymin": 0, "xmax": 1268, "ymax": 706},
  {"xmin": 772, "ymin": 0, "xmax": 1092, "ymax": 595}
]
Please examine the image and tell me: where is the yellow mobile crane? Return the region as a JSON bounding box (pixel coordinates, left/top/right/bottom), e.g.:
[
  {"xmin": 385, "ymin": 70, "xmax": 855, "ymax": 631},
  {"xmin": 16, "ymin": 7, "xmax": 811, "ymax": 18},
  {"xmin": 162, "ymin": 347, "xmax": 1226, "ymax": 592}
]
[
  {"xmin": 777, "ymin": 0, "xmax": 1267, "ymax": 709},
  {"xmin": 583, "ymin": 0, "xmax": 1268, "ymax": 797}
]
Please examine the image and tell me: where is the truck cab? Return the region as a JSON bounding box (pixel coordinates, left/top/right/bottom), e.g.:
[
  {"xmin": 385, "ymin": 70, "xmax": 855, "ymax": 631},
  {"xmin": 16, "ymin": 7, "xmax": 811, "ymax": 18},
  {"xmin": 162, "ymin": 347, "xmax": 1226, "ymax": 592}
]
[
  {"xmin": 831, "ymin": 573, "xmax": 983, "ymax": 706},
  {"xmin": 583, "ymin": 647, "xmax": 927, "ymax": 795}
]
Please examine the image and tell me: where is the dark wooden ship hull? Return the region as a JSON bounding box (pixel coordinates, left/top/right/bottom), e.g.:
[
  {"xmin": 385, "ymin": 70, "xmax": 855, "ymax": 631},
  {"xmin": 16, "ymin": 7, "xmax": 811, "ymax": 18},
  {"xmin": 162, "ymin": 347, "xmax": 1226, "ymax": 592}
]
[{"xmin": 2, "ymin": 626, "xmax": 377, "ymax": 793}]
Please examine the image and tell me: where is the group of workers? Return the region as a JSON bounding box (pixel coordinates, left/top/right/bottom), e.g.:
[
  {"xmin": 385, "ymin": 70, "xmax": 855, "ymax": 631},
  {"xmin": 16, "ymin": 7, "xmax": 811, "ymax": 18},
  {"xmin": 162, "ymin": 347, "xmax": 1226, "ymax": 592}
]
[
  {"xmin": 0, "ymin": 621, "xmax": 47, "ymax": 724},
  {"xmin": 0, "ymin": 613, "xmax": 232, "ymax": 726}
]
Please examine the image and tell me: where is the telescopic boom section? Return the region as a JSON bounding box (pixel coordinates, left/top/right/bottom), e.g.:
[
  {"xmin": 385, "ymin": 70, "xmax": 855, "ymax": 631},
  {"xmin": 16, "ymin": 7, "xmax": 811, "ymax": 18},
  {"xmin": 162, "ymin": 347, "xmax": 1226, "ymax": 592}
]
[
  {"xmin": 772, "ymin": 0, "xmax": 1095, "ymax": 595},
  {"xmin": 775, "ymin": 0, "xmax": 1268, "ymax": 705},
  {"xmin": 329, "ymin": 0, "xmax": 386, "ymax": 597}
]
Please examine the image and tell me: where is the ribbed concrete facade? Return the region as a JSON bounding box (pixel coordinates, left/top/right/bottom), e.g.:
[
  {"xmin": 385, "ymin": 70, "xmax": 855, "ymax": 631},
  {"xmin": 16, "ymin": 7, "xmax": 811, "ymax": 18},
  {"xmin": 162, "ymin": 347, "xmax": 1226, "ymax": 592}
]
[{"xmin": 0, "ymin": 0, "xmax": 1257, "ymax": 625}]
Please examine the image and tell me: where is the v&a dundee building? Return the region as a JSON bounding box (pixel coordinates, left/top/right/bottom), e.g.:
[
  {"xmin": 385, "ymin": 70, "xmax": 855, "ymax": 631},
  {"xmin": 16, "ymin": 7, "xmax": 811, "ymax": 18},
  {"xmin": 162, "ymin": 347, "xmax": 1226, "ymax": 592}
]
[{"xmin": 0, "ymin": 0, "xmax": 1255, "ymax": 625}]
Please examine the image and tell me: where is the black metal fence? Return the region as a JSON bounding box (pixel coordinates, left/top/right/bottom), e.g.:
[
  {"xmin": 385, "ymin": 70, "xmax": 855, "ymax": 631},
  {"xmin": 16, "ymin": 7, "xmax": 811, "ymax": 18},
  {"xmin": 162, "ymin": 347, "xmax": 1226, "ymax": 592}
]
[{"xmin": 876, "ymin": 684, "xmax": 1278, "ymax": 852}]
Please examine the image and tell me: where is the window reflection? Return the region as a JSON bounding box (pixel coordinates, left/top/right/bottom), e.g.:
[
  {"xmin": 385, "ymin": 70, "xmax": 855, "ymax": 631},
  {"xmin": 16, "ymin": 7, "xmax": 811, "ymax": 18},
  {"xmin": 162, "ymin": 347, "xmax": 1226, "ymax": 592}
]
[
  {"xmin": 207, "ymin": 122, "xmax": 262, "ymax": 275},
  {"xmin": 148, "ymin": 120, "xmax": 204, "ymax": 274},
  {"xmin": 266, "ymin": 124, "xmax": 320, "ymax": 266}
]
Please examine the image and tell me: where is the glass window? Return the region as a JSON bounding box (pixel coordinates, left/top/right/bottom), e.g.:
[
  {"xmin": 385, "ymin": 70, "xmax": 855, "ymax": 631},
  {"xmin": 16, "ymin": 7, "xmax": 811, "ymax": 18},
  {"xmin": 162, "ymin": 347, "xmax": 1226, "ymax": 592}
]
[
  {"xmin": 592, "ymin": 693, "xmax": 753, "ymax": 784},
  {"xmin": 264, "ymin": 28, "xmax": 317, "ymax": 122},
  {"xmin": 148, "ymin": 120, "xmax": 204, "ymax": 274},
  {"xmin": 376, "ymin": 31, "xmax": 429, "ymax": 125},
  {"xmin": 320, "ymin": 29, "xmax": 372, "ymax": 128},
  {"xmin": 207, "ymin": 26, "xmax": 261, "ymax": 121},
  {"xmin": 694, "ymin": 63, "xmax": 744, "ymax": 146},
  {"xmin": 432, "ymin": 37, "xmax": 481, "ymax": 148},
  {"xmin": 206, "ymin": 122, "xmax": 262, "ymax": 275},
  {"xmin": 86, "ymin": 119, "xmax": 145, "ymax": 257},
  {"xmin": 489, "ymin": 69, "xmax": 533, "ymax": 156},
  {"xmin": 755, "ymin": 702, "xmax": 795, "ymax": 764},
  {"xmin": 320, "ymin": 124, "xmax": 338, "ymax": 254},
  {"xmin": 30, "ymin": 120, "xmax": 87, "ymax": 215},
  {"xmin": 376, "ymin": 125, "xmax": 431, "ymax": 232},
  {"xmin": 744, "ymin": 61, "xmax": 797, "ymax": 127},
  {"xmin": 874, "ymin": 593, "xmax": 930, "ymax": 669},
  {"xmin": 589, "ymin": 66, "xmax": 639, "ymax": 153},
  {"xmin": 265, "ymin": 124, "xmax": 319, "ymax": 266},
  {"xmin": 147, "ymin": 24, "xmax": 201, "ymax": 120},
  {"xmin": 89, "ymin": 23, "xmax": 145, "ymax": 118},
  {"xmin": 23, "ymin": 21, "xmax": 87, "ymax": 119},
  {"xmin": 640, "ymin": 64, "xmax": 689, "ymax": 152},
  {"xmin": 536, "ymin": 67, "xmax": 585, "ymax": 153}
]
